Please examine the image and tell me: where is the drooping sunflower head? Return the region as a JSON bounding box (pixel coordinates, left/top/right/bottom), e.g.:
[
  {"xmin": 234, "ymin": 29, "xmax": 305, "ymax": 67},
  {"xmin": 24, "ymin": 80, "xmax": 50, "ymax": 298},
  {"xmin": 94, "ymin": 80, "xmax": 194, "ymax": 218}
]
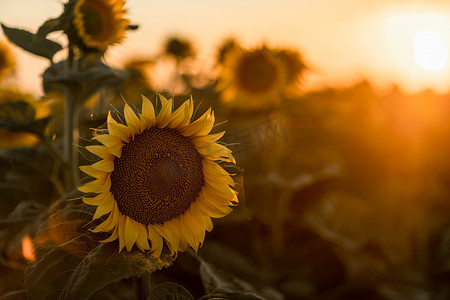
[
  {"xmin": 0, "ymin": 41, "xmax": 15, "ymax": 81},
  {"xmin": 216, "ymin": 46, "xmax": 287, "ymax": 110},
  {"xmin": 70, "ymin": 0, "xmax": 129, "ymax": 52},
  {"xmin": 78, "ymin": 95, "xmax": 238, "ymax": 256}
]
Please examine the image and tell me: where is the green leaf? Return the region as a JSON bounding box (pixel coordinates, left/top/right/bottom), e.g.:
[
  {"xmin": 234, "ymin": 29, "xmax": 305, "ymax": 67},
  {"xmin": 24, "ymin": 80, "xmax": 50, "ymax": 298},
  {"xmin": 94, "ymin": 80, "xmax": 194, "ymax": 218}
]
[
  {"xmin": 36, "ymin": 17, "xmax": 64, "ymax": 38},
  {"xmin": 200, "ymin": 261, "xmax": 254, "ymax": 294},
  {"xmin": 2, "ymin": 24, "xmax": 62, "ymax": 60},
  {"xmin": 0, "ymin": 201, "xmax": 45, "ymax": 229},
  {"xmin": 24, "ymin": 201, "xmax": 174, "ymax": 300},
  {"xmin": 149, "ymin": 282, "xmax": 194, "ymax": 300},
  {"xmin": 0, "ymin": 101, "xmax": 35, "ymax": 121},
  {"xmin": 42, "ymin": 60, "xmax": 130, "ymax": 101},
  {"xmin": 0, "ymin": 146, "xmax": 59, "ymax": 207},
  {"xmin": 199, "ymin": 261, "xmax": 282, "ymax": 300},
  {"xmin": 60, "ymin": 243, "xmax": 173, "ymax": 300},
  {"xmin": 0, "ymin": 101, "xmax": 51, "ymax": 137},
  {"xmin": 199, "ymin": 242, "xmax": 266, "ymax": 285}
]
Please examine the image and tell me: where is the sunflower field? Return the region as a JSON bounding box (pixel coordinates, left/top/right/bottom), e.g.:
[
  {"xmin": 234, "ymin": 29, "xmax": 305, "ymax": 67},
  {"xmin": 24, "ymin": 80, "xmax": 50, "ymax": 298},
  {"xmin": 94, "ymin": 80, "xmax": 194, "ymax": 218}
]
[{"xmin": 1, "ymin": 1, "xmax": 450, "ymax": 300}]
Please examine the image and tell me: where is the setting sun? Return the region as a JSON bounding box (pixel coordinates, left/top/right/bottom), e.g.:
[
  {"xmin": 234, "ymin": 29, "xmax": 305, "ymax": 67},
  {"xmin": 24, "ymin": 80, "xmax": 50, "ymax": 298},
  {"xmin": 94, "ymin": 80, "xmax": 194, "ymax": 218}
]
[{"xmin": 414, "ymin": 30, "xmax": 448, "ymax": 71}]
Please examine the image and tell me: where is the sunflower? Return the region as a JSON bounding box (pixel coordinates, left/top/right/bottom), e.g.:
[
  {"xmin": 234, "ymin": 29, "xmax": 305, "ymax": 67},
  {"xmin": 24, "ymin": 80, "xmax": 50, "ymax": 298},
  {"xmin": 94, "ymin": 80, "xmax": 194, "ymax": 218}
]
[
  {"xmin": 164, "ymin": 37, "xmax": 195, "ymax": 62},
  {"xmin": 217, "ymin": 46, "xmax": 287, "ymax": 110},
  {"xmin": 78, "ymin": 95, "xmax": 238, "ymax": 255},
  {"xmin": 0, "ymin": 89, "xmax": 51, "ymax": 149},
  {"xmin": 73, "ymin": 0, "xmax": 129, "ymax": 51},
  {"xmin": 216, "ymin": 38, "xmax": 240, "ymax": 65},
  {"xmin": 0, "ymin": 41, "xmax": 15, "ymax": 81},
  {"xmin": 275, "ymin": 48, "xmax": 306, "ymax": 89}
]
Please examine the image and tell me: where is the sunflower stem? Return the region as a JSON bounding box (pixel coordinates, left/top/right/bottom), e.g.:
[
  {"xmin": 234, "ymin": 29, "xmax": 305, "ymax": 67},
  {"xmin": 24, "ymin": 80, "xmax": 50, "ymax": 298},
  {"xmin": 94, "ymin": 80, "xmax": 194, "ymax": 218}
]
[
  {"xmin": 63, "ymin": 91, "xmax": 75, "ymax": 190},
  {"xmin": 133, "ymin": 272, "xmax": 151, "ymax": 300},
  {"xmin": 42, "ymin": 136, "xmax": 67, "ymax": 195},
  {"xmin": 62, "ymin": 88, "xmax": 81, "ymax": 191}
]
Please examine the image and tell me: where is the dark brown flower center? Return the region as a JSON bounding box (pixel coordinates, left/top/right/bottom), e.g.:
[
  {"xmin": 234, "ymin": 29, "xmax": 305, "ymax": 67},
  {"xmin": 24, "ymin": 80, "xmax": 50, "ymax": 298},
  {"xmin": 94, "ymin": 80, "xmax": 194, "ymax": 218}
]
[
  {"xmin": 111, "ymin": 127, "xmax": 204, "ymax": 225},
  {"xmin": 236, "ymin": 51, "xmax": 279, "ymax": 94},
  {"xmin": 79, "ymin": 1, "xmax": 113, "ymax": 41}
]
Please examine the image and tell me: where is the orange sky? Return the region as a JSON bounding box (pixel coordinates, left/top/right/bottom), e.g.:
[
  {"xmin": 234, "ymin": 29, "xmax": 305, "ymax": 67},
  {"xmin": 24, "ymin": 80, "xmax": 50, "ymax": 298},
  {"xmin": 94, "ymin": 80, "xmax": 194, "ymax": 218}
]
[{"xmin": 2, "ymin": 0, "xmax": 450, "ymax": 95}]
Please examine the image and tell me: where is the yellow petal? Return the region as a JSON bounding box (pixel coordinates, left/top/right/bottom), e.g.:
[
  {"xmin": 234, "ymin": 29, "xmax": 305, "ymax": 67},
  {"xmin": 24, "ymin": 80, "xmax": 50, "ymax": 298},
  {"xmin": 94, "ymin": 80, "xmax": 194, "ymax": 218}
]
[
  {"xmin": 124, "ymin": 103, "xmax": 142, "ymax": 136},
  {"xmin": 148, "ymin": 225, "xmax": 163, "ymax": 257},
  {"xmin": 180, "ymin": 213, "xmax": 198, "ymax": 251},
  {"xmin": 168, "ymin": 100, "xmax": 189, "ymax": 128},
  {"xmin": 202, "ymin": 190, "xmax": 236, "ymax": 209},
  {"xmin": 190, "ymin": 202, "xmax": 214, "ymax": 232},
  {"xmin": 91, "ymin": 159, "xmax": 114, "ymax": 173},
  {"xmin": 139, "ymin": 113, "xmax": 151, "ymax": 131},
  {"xmin": 93, "ymin": 134, "xmax": 122, "ymax": 148},
  {"xmin": 155, "ymin": 95, "xmax": 173, "ymax": 128},
  {"xmin": 135, "ymin": 223, "xmax": 150, "ymax": 251},
  {"xmin": 205, "ymin": 153, "xmax": 236, "ymax": 164},
  {"xmin": 197, "ymin": 142, "xmax": 232, "ymax": 157},
  {"xmin": 203, "ymin": 215, "xmax": 213, "ymax": 232},
  {"xmin": 202, "ymin": 159, "xmax": 231, "ymax": 176},
  {"xmin": 107, "ymin": 112, "xmax": 131, "ymax": 142},
  {"xmin": 108, "ymin": 143, "xmax": 123, "ymax": 158},
  {"xmin": 204, "ymin": 172, "xmax": 235, "ymax": 187},
  {"xmin": 192, "ymin": 131, "xmax": 225, "ymax": 148},
  {"xmin": 141, "ymin": 95, "xmax": 155, "ymax": 124},
  {"xmin": 196, "ymin": 112, "xmax": 215, "ymax": 136},
  {"xmin": 118, "ymin": 215, "xmax": 126, "ymax": 252},
  {"xmin": 186, "ymin": 206, "xmax": 206, "ymax": 247},
  {"xmin": 196, "ymin": 193, "xmax": 233, "ymax": 218},
  {"xmin": 93, "ymin": 193, "xmax": 115, "ymax": 219},
  {"xmin": 204, "ymin": 181, "xmax": 236, "ymax": 201},
  {"xmin": 83, "ymin": 191, "xmax": 107, "ymax": 206},
  {"xmin": 92, "ymin": 203, "xmax": 119, "ymax": 232},
  {"xmin": 100, "ymin": 225, "xmax": 119, "ymax": 243},
  {"xmin": 202, "ymin": 189, "xmax": 235, "ymax": 210},
  {"xmin": 79, "ymin": 165, "xmax": 106, "ymax": 179},
  {"xmin": 85, "ymin": 145, "xmax": 114, "ymax": 160},
  {"xmin": 179, "ymin": 108, "xmax": 211, "ymax": 137},
  {"xmin": 153, "ymin": 220, "xmax": 179, "ymax": 255},
  {"xmin": 124, "ymin": 216, "xmax": 139, "ymax": 252},
  {"xmin": 178, "ymin": 96, "xmax": 194, "ymax": 128},
  {"xmin": 78, "ymin": 174, "xmax": 109, "ymax": 193},
  {"xmin": 177, "ymin": 231, "xmax": 190, "ymax": 253}
]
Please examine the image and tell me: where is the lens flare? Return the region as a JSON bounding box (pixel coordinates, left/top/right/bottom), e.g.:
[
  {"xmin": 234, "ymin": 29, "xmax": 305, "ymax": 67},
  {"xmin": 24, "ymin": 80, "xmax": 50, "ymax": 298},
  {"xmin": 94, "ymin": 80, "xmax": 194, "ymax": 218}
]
[{"xmin": 22, "ymin": 235, "xmax": 35, "ymax": 261}]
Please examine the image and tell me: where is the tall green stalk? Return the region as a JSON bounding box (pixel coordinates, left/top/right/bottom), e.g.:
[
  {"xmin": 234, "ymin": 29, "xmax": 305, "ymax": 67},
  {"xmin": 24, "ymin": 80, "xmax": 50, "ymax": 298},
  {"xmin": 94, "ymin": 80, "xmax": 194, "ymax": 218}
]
[{"xmin": 62, "ymin": 44, "xmax": 80, "ymax": 191}]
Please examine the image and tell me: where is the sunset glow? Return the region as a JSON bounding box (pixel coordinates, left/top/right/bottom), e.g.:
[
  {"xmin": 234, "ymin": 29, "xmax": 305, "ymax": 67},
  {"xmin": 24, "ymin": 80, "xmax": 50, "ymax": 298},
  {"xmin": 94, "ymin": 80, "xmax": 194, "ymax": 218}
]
[
  {"xmin": 3, "ymin": 1, "xmax": 450, "ymax": 299},
  {"xmin": 3, "ymin": 1, "xmax": 450, "ymax": 94},
  {"xmin": 414, "ymin": 30, "xmax": 448, "ymax": 71}
]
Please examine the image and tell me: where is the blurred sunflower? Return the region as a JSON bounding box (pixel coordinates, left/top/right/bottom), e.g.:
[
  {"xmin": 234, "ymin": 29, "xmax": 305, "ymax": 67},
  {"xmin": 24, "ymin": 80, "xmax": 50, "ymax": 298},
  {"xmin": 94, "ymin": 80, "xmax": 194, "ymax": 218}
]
[
  {"xmin": 216, "ymin": 38, "xmax": 240, "ymax": 65},
  {"xmin": 114, "ymin": 58, "xmax": 154, "ymax": 104},
  {"xmin": 217, "ymin": 47, "xmax": 287, "ymax": 110},
  {"xmin": 72, "ymin": 0, "xmax": 129, "ymax": 51},
  {"xmin": 164, "ymin": 37, "xmax": 195, "ymax": 62},
  {"xmin": 275, "ymin": 48, "xmax": 306, "ymax": 90},
  {"xmin": 0, "ymin": 89, "xmax": 51, "ymax": 149},
  {"xmin": 0, "ymin": 41, "xmax": 15, "ymax": 81},
  {"xmin": 79, "ymin": 95, "xmax": 238, "ymax": 255}
]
